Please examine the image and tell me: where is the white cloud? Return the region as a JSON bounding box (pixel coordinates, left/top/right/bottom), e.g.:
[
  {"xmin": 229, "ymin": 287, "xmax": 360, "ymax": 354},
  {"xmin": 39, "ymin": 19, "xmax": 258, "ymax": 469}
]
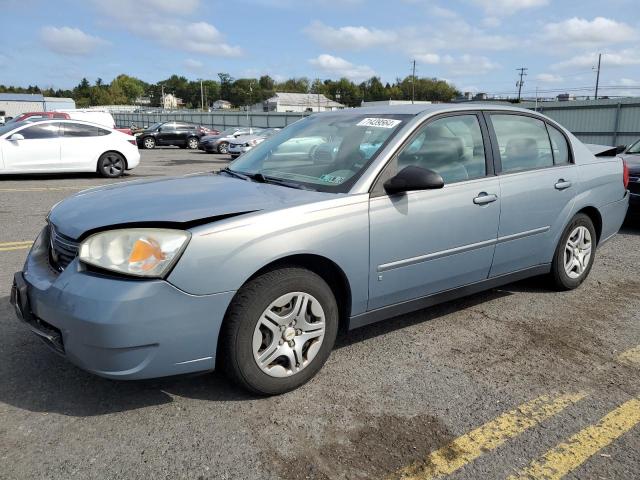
[
  {"xmin": 616, "ymin": 78, "xmax": 640, "ymax": 86},
  {"xmin": 92, "ymin": 1, "xmax": 241, "ymax": 57},
  {"xmin": 184, "ymin": 58, "xmax": 204, "ymax": 70},
  {"xmin": 304, "ymin": 21, "xmax": 397, "ymax": 50},
  {"xmin": 417, "ymin": 53, "xmax": 500, "ymax": 76},
  {"xmin": 536, "ymin": 73, "xmax": 563, "ymax": 83},
  {"xmin": 137, "ymin": 0, "xmax": 200, "ymax": 14},
  {"xmin": 309, "ymin": 54, "xmax": 375, "ymax": 81},
  {"xmin": 552, "ymin": 49, "xmax": 640, "ymax": 70},
  {"xmin": 40, "ymin": 26, "xmax": 107, "ymax": 56},
  {"xmin": 416, "ymin": 53, "xmax": 440, "ymax": 64},
  {"xmin": 543, "ymin": 17, "xmax": 637, "ymax": 48},
  {"xmin": 471, "ymin": 0, "xmax": 548, "ymax": 16}
]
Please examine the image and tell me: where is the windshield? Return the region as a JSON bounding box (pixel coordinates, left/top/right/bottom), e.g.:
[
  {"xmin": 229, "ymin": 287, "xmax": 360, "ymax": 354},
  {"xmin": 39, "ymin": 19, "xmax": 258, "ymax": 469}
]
[
  {"xmin": 228, "ymin": 113, "xmax": 410, "ymax": 192},
  {"xmin": 0, "ymin": 122, "xmax": 23, "ymax": 136},
  {"xmin": 146, "ymin": 122, "xmax": 162, "ymax": 131},
  {"xmin": 627, "ymin": 139, "xmax": 640, "ymax": 154}
]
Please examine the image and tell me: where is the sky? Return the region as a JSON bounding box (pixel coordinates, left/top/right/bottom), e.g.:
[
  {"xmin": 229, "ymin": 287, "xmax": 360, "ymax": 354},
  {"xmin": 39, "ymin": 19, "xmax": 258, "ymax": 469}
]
[{"xmin": 1, "ymin": 0, "xmax": 639, "ymax": 98}]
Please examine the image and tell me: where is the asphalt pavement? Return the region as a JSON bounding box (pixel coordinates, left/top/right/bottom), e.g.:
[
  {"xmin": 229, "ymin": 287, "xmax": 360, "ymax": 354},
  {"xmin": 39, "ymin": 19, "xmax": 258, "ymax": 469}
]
[{"xmin": 1, "ymin": 147, "xmax": 638, "ymax": 480}]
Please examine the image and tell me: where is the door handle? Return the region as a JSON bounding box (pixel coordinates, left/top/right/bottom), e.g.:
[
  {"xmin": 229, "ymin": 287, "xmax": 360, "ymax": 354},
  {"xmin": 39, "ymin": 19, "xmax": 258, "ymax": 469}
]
[
  {"xmin": 555, "ymin": 179, "xmax": 572, "ymax": 190},
  {"xmin": 473, "ymin": 192, "xmax": 498, "ymax": 205}
]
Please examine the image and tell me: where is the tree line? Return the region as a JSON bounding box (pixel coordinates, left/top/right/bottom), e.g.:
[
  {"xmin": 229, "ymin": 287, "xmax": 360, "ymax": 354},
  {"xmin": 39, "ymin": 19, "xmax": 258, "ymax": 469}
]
[{"xmin": 0, "ymin": 73, "xmax": 461, "ymax": 109}]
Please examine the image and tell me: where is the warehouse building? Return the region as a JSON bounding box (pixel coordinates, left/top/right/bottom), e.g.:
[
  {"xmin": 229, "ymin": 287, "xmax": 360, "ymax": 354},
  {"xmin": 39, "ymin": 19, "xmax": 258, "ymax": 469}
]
[
  {"xmin": 0, "ymin": 93, "xmax": 75, "ymax": 119},
  {"xmin": 253, "ymin": 92, "xmax": 344, "ymax": 113}
]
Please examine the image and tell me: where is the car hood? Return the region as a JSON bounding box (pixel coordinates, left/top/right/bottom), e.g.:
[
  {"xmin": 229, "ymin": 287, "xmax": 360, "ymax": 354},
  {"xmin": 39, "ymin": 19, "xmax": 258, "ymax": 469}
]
[{"xmin": 49, "ymin": 173, "xmax": 334, "ymax": 239}]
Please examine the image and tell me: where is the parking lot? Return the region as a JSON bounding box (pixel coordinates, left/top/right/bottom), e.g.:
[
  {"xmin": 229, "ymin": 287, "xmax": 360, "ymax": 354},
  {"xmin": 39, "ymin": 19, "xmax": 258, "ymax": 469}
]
[{"xmin": 0, "ymin": 147, "xmax": 639, "ymax": 480}]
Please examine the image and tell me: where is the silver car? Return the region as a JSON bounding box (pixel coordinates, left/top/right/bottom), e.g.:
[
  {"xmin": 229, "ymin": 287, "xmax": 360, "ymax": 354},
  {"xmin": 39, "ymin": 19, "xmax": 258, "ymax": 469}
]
[
  {"xmin": 11, "ymin": 105, "xmax": 629, "ymax": 395},
  {"xmin": 228, "ymin": 128, "xmax": 281, "ymax": 159}
]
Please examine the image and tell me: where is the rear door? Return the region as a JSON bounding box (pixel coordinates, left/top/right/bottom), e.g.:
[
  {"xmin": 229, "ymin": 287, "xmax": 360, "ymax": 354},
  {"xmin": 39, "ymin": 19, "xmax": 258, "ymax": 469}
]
[
  {"xmin": 1, "ymin": 123, "xmax": 61, "ymax": 172},
  {"xmin": 60, "ymin": 122, "xmax": 111, "ymax": 170},
  {"xmin": 486, "ymin": 112, "xmax": 577, "ymax": 276},
  {"xmin": 368, "ymin": 112, "xmax": 501, "ymax": 309}
]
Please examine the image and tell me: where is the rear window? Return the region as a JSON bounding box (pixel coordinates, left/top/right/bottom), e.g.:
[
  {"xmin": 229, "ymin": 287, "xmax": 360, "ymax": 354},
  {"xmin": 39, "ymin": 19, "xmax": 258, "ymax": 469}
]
[
  {"xmin": 63, "ymin": 123, "xmax": 110, "ymax": 137},
  {"xmin": 490, "ymin": 114, "xmax": 553, "ymax": 173}
]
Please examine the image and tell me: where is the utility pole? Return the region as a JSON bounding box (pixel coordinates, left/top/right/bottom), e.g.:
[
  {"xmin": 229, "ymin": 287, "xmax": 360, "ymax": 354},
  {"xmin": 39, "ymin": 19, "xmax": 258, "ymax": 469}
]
[
  {"xmin": 516, "ymin": 67, "xmax": 528, "ymax": 102},
  {"xmin": 411, "ymin": 59, "xmax": 416, "ymax": 104},
  {"xmin": 200, "ymin": 80, "xmax": 204, "ymax": 111},
  {"xmin": 161, "ymin": 84, "xmax": 165, "ymax": 110},
  {"xmin": 594, "ymin": 53, "xmax": 602, "ymax": 100}
]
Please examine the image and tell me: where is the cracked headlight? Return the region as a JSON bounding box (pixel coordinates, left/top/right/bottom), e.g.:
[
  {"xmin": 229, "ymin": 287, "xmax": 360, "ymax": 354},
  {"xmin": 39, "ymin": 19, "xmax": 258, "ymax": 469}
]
[{"xmin": 79, "ymin": 228, "xmax": 190, "ymax": 277}]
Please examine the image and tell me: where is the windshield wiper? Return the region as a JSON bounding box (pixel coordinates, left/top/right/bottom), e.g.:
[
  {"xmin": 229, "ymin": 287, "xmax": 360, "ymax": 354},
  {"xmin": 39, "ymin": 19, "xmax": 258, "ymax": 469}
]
[{"xmin": 219, "ymin": 167, "xmax": 251, "ymax": 181}]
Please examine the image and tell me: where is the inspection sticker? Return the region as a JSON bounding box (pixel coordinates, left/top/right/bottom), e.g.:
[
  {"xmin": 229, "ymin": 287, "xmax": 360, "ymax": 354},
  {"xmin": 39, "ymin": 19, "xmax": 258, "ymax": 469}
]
[{"xmin": 357, "ymin": 118, "xmax": 402, "ymax": 128}]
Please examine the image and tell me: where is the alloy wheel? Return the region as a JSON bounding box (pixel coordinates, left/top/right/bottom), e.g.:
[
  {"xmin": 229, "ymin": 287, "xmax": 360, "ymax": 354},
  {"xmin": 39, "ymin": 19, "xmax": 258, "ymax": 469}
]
[
  {"xmin": 188, "ymin": 138, "xmax": 199, "ymax": 149},
  {"xmin": 563, "ymin": 226, "xmax": 592, "ymax": 279},
  {"xmin": 144, "ymin": 138, "xmax": 155, "ymax": 149},
  {"xmin": 252, "ymin": 292, "xmax": 326, "ymax": 378},
  {"xmin": 102, "ymin": 154, "xmax": 124, "ymax": 177}
]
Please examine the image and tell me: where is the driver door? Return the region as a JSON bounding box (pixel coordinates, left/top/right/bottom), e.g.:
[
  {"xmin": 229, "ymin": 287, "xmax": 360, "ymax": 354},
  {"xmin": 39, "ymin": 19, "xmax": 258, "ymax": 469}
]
[{"xmin": 368, "ymin": 113, "xmax": 501, "ymax": 310}]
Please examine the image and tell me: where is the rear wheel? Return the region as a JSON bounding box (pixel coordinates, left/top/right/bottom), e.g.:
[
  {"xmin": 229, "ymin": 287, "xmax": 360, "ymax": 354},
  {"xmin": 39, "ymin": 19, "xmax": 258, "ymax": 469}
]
[
  {"xmin": 550, "ymin": 213, "xmax": 596, "ymax": 290},
  {"xmin": 142, "ymin": 137, "xmax": 156, "ymax": 149},
  {"xmin": 187, "ymin": 137, "xmax": 199, "ymax": 149},
  {"xmin": 97, "ymin": 152, "xmax": 126, "ymax": 178},
  {"xmin": 217, "ymin": 142, "xmax": 229, "ymax": 154},
  {"xmin": 219, "ymin": 267, "xmax": 338, "ymax": 395}
]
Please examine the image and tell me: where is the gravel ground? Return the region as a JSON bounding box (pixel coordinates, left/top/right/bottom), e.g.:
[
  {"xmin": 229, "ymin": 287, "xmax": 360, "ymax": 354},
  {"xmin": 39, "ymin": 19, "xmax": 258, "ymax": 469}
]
[{"xmin": 0, "ymin": 147, "xmax": 638, "ymax": 480}]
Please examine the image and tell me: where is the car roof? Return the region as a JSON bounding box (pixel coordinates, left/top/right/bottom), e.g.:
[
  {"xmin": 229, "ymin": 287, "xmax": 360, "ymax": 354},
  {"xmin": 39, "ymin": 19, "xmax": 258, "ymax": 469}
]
[
  {"xmin": 324, "ymin": 103, "xmax": 534, "ymax": 116},
  {"xmin": 12, "ymin": 118, "xmax": 115, "ymax": 129}
]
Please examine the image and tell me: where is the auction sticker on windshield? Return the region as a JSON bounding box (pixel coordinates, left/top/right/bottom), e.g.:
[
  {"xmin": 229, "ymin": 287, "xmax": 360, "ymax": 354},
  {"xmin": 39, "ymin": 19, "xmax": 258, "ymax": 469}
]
[{"xmin": 357, "ymin": 118, "xmax": 402, "ymax": 129}]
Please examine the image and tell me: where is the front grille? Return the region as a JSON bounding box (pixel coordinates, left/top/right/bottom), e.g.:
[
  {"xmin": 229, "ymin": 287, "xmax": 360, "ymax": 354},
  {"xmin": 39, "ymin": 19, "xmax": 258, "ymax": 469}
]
[
  {"xmin": 49, "ymin": 224, "xmax": 79, "ymax": 271},
  {"xmin": 629, "ymin": 177, "xmax": 640, "ymax": 195}
]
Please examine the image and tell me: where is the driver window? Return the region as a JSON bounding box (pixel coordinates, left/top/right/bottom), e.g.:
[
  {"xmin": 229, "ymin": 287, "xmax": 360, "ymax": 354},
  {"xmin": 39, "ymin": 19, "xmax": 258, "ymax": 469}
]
[{"xmin": 396, "ymin": 115, "xmax": 487, "ymax": 184}]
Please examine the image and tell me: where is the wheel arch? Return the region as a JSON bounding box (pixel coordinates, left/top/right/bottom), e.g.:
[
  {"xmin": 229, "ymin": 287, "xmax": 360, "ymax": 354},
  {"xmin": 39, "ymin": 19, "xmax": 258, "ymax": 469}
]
[
  {"xmin": 97, "ymin": 150, "xmax": 128, "ymax": 170},
  {"xmin": 575, "ymin": 205, "xmax": 602, "ymax": 245},
  {"xmin": 233, "ymin": 253, "xmax": 352, "ymax": 333}
]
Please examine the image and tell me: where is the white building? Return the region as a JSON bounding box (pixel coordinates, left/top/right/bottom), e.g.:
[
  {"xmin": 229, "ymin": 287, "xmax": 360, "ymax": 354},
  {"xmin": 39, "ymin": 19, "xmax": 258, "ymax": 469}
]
[
  {"xmin": 253, "ymin": 92, "xmax": 344, "ymax": 113},
  {"xmin": 0, "ymin": 93, "xmax": 75, "ymax": 118},
  {"xmin": 212, "ymin": 99, "xmax": 232, "ymax": 110},
  {"xmin": 162, "ymin": 93, "xmax": 183, "ymax": 109}
]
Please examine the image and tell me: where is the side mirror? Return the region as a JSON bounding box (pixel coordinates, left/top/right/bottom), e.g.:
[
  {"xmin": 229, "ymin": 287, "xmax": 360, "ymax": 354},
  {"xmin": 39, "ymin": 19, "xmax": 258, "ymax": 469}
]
[
  {"xmin": 616, "ymin": 145, "xmax": 627, "ymax": 154},
  {"xmin": 9, "ymin": 133, "xmax": 24, "ymax": 141},
  {"xmin": 384, "ymin": 165, "xmax": 444, "ymax": 195}
]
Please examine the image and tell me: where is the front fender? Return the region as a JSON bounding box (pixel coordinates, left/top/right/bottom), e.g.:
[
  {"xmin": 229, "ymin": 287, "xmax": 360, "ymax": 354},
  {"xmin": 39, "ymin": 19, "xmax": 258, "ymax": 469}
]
[{"xmin": 167, "ymin": 194, "xmax": 371, "ymax": 316}]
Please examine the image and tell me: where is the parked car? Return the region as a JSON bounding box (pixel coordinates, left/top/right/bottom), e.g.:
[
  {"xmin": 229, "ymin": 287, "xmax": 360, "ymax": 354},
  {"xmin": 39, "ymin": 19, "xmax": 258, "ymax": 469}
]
[
  {"xmin": 7, "ymin": 110, "xmax": 132, "ymax": 136},
  {"xmin": 199, "ymin": 127, "xmax": 264, "ymax": 154},
  {"xmin": 11, "ymin": 105, "xmax": 628, "ymax": 395},
  {"xmin": 228, "ymin": 128, "xmax": 280, "ymax": 158},
  {"xmin": 0, "ymin": 119, "xmax": 139, "ymax": 177},
  {"xmin": 619, "ymin": 138, "xmax": 640, "ymax": 216},
  {"xmin": 136, "ymin": 121, "xmax": 205, "ymax": 149}
]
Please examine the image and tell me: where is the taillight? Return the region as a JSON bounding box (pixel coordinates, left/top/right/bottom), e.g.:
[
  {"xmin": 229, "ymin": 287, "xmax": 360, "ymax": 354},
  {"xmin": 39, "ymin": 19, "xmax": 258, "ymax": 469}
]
[
  {"xmin": 128, "ymin": 139, "xmax": 136, "ymax": 146},
  {"xmin": 623, "ymin": 159, "xmax": 629, "ymax": 189}
]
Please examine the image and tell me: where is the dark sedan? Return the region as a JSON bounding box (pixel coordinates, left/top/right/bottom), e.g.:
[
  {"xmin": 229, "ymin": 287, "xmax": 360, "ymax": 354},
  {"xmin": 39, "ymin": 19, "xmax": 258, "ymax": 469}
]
[
  {"xmin": 620, "ymin": 138, "xmax": 640, "ymax": 217},
  {"xmin": 136, "ymin": 121, "xmax": 216, "ymax": 149}
]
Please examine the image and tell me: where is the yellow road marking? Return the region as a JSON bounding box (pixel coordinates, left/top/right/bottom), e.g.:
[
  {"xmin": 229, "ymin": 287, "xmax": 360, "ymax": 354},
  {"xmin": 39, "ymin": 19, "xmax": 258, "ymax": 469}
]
[
  {"xmin": 391, "ymin": 392, "xmax": 586, "ymax": 480},
  {"xmin": 0, "ymin": 241, "xmax": 33, "ymax": 252},
  {"xmin": 618, "ymin": 345, "xmax": 640, "ymax": 366},
  {"xmin": 0, "ymin": 186, "xmax": 90, "ymax": 192},
  {"xmin": 508, "ymin": 397, "xmax": 640, "ymax": 480}
]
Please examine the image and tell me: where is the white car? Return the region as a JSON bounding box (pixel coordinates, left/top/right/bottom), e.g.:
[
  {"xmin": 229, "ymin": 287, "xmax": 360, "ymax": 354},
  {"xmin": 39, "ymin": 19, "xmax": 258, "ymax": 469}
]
[
  {"xmin": 0, "ymin": 119, "xmax": 140, "ymax": 178},
  {"xmin": 55, "ymin": 109, "xmax": 117, "ymax": 129},
  {"xmin": 228, "ymin": 129, "xmax": 280, "ymax": 158}
]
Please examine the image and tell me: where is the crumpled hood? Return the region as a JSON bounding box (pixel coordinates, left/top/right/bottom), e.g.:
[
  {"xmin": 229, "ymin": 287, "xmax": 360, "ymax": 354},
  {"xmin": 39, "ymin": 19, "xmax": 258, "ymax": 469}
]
[{"xmin": 49, "ymin": 173, "xmax": 332, "ymax": 239}]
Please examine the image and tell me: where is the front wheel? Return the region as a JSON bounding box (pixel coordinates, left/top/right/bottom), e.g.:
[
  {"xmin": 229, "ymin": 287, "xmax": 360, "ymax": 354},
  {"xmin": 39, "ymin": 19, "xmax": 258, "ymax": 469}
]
[
  {"xmin": 550, "ymin": 213, "xmax": 596, "ymax": 290},
  {"xmin": 142, "ymin": 136, "xmax": 156, "ymax": 149},
  {"xmin": 217, "ymin": 142, "xmax": 229, "ymax": 154},
  {"xmin": 187, "ymin": 137, "xmax": 199, "ymax": 149},
  {"xmin": 97, "ymin": 152, "xmax": 126, "ymax": 178},
  {"xmin": 219, "ymin": 267, "xmax": 338, "ymax": 395}
]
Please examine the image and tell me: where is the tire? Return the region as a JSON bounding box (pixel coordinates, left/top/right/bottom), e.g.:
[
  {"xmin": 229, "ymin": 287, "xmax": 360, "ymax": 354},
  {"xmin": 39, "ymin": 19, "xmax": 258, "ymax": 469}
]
[
  {"xmin": 550, "ymin": 213, "xmax": 596, "ymax": 290},
  {"xmin": 142, "ymin": 136, "xmax": 156, "ymax": 149},
  {"xmin": 97, "ymin": 152, "xmax": 126, "ymax": 178},
  {"xmin": 217, "ymin": 142, "xmax": 229, "ymax": 154},
  {"xmin": 187, "ymin": 137, "xmax": 199, "ymax": 149},
  {"xmin": 219, "ymin": 267, "xmax": 339, "ymax": 395}
]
